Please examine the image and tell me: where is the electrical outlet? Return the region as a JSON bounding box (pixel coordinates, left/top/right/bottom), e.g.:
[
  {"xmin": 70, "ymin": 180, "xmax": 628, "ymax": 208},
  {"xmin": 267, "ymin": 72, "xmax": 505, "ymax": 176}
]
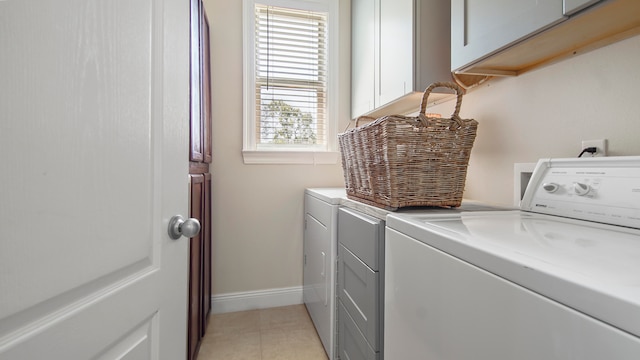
[{"xmin": 581, "ymin": 139, "xmax": 608, "ymax": 157}]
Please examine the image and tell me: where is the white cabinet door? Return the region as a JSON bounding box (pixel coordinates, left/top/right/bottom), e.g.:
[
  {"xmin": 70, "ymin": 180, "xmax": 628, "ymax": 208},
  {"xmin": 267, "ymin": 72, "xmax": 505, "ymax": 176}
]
[
  {"xmin": 378, "ymin": 0, "xmax": 413, "ymax": 106},
  {"xmin": 0, "ymin": 0, "xmax": 189, "ymax": 358},
  {"xmin": 351, "ymin": 0, "xmax": 376, "ymax": 118},
  {"xmin": 352, "ymin": 0, "xmax": 414, "ymax": 116},
  {"xmin": 451, "ymin": 0, "xmax": 567, "ymax": 71},
  {"xmin": 351, "ymin": 0, "xmax": 452, "ymax": 119},
  {"xmin": 304, "ymin": 214, "xmax": 329, "ymax": 309},
  {"xmin": 303, "ymin": 192, "xmax": 336, "ymax": 359}
]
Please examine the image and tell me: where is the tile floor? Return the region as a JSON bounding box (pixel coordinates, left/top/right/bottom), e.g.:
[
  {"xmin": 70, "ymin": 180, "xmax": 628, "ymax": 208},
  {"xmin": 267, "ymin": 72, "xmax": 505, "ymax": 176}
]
[{"xmin": 197, "ymin": 304, "xmax": 329, "ymax": 360}]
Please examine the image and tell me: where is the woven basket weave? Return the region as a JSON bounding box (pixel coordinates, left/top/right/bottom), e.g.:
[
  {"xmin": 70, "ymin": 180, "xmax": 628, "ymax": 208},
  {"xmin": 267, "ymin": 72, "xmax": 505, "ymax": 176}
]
[{"xmin": 339, "ymin": 82, "xmax": 478, "ymax": 210}]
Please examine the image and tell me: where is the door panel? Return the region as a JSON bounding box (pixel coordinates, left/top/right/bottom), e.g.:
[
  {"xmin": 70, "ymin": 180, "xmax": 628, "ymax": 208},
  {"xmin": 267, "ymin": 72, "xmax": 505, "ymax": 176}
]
[
  {"xmin": 203, "ymin": 172, "xmax": 212, "ymax": 326},
  {"xmin": 201, "ymin": 8, "xmax": 213, "ymax": 164},
  {"xmin": 95, "ymin": 318, "xmax": 154, "ymax": 360},
  {"xmin": 188, "ymin": 174, "xmax": 204, "ymax": 359},
  {"xmin": 190, "ymin": 0, "xmax": 204, "ymax": 162},
  {"xmin": 0, "ymin": 0, "xmax": 189, "ymax": 358},
  {"xmin": 0, "ymin": 0, "xmax": 155, "ymax": 320}
]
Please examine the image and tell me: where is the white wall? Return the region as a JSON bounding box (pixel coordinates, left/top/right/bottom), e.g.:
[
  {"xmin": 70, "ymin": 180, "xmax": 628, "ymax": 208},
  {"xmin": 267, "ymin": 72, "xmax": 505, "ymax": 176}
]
[
  {"xmin": 203, "ymin": 0, "xmax": 351, "ymax": 296},
  {"xmin": 429, "ymin": 34, "xmax": 640, "ymax": 206}
]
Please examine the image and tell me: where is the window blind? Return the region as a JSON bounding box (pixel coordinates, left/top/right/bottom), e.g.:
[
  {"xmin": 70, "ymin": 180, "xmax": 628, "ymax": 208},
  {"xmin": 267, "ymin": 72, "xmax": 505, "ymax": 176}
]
[{"xmin": 254, "ymin": 5, "xmax": 327, "ymax": 147}]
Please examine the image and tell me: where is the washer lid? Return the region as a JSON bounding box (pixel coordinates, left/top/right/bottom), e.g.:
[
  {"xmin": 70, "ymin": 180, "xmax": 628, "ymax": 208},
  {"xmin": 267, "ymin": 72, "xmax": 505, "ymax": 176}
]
[{"xmin": 387, "ymin": 210, "xmax": 640, "ymax": 338}]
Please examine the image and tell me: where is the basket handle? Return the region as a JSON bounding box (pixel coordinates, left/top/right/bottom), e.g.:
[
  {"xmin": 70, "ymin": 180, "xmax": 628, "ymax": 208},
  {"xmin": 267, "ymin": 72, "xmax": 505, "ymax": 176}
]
[
  {"xmin": 355, "ymin": 116, "xmax": 376, "ymax": 127},
  {"xmin": 343, "ymin": 116, "xmax": 376, "ymax": 132},
  {"xmin": 419, "ymin": 82, "xmax": 465, "ymax": 127}
]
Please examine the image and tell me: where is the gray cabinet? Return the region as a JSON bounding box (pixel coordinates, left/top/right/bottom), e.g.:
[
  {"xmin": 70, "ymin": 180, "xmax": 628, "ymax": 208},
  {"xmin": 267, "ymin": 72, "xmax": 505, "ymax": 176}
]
[
  {"xmin": 337, "ymin": 300, "xmax": 379, "ymax": 360},
  {"xmin": 564, "ymin": 0, "xmax": 602, "ymax": 15},
  {"xmin": 451, "ymin": 0, "xmax": 567, "ymax": 73},
  {"xmin": 449, "ymin": 0, "xmax": 640, "ymax": 77},
  {"xmin": 337, "ymin": 207, "xmax": 385, "ymax": 359},
  {"xmin": 351, "ymin": 0, "xmax": 452, "ymax": 119}
]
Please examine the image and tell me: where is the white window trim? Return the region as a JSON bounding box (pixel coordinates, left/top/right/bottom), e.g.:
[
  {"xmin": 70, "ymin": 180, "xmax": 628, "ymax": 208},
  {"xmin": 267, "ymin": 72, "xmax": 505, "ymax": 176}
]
[{"xmin": 242, "ymin": 0, "xmax": 340, "ymax": 165}]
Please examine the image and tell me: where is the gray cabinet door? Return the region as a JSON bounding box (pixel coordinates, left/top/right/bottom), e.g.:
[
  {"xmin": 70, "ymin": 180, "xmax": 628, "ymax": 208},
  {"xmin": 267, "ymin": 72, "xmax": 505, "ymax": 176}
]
[
  {"xmin": 351, "ymin": 0, "xmax": 451, "ymax": 118},
  {"xmin": 337, "ymin": 300, "xmax": 379, "ymax": 360},
  {"xmin": 338, "ymin": 244, "xmax": 381, "ymax": 350},
  {"xmin": 337, "ymin": 206, "xmax": 385, "ymax": 358},
  {"xmin": 338, "ymin": 208, "xmax": 384, "ymax": 270},
  {"xmin": 451, "ymin": 0, "xmax": 567, "ymax": 71},
  {"xmin": 563, "ymin": 0, "xmax": 601, "ymax": 15}
]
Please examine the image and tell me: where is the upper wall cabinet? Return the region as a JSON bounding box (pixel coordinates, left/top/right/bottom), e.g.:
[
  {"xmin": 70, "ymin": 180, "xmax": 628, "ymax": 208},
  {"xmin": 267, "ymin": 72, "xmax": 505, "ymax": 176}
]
[
  {"xmin": 564, "ymin": 0, "xmax": 602, "ymax": 15},
  {"xmin": 351, "ymin": 0, "xmax": 453, "ymax": 119},
  {"xmin": 452, "ymin": 0, "xmax": 640, "ymax": 76},
  {"xmin": 451, "ymin": 0, "xmax": 567, "ymax": 73}
]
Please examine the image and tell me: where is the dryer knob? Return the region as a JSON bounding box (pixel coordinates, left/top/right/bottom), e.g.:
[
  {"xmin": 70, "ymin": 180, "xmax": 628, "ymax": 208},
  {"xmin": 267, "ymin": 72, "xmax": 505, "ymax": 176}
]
[
  {"xmin": 573, "ymin": 182, "xmax": 591, "ymax": 196},
  {"xmin": 542, "ymin": 183, "xmax": 559, "ymax": 193}
]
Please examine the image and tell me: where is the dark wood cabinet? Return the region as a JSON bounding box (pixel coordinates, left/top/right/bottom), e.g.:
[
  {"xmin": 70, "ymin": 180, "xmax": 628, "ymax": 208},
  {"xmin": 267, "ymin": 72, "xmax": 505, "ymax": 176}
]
[
  {"xmin": 202, "ymin": 172, "xmax": 212, "ymax": 330},
  {"xmin": 188, "ymin": 174, "xmax": 204, "ymax": 360},
  {"xmin": 201, "ymin": 13, "xmax": 212, "ymax": 165},
  {"xmin": 188, "ymin": 0, "xmax": 212, "ymax": 359},
  {"xmin": 189, "ymin": 0, "xmax": 203, "ymax": 163},
  {"xmin": 190, "ymin": 0, "xmax": 212, "ymax": 165},
  {"xmin": 187, "ymin": 173, "xmax": 212, "ymax": 360}
]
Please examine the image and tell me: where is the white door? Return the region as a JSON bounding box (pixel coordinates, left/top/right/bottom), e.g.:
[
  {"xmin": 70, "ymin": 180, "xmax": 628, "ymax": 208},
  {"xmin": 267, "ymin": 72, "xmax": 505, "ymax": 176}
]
[{"xmin": 0, "ymin": 0, "xmax": 190, "ymax": 359}]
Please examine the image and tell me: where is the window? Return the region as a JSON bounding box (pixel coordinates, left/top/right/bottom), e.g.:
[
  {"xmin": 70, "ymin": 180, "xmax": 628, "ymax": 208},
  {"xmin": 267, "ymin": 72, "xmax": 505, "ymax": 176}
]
[{"xmin": 243, "ymin": 0, "xmax": 339, "ymax": 164}]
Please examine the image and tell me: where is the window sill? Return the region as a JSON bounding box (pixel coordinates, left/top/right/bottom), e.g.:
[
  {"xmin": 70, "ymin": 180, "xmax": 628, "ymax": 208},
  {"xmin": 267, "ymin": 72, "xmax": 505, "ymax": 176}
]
[{"xmin": 242, "ymin": 150, "xmax": 340, "ymax": 165}]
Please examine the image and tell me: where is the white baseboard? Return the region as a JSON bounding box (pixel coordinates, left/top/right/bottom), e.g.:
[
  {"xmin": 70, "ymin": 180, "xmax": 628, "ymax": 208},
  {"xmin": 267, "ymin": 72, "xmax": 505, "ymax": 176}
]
[{"xmin": 211, "ymin": 286, "xmax": 303, "ymax": 314}]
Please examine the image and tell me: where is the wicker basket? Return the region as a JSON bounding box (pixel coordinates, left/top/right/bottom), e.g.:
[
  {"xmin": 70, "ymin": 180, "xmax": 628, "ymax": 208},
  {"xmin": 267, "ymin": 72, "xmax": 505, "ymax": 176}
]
[{"xmin": 338, "ymin": 82, "xmax": 478, "ymax": 210}]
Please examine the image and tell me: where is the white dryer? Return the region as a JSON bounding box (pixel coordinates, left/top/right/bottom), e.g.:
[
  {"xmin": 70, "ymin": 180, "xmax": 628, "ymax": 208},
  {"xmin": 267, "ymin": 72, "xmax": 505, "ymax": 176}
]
[
  {"xmin": 304, "ymin": 188, "xmax": 346, "ymax": 359},
  {"xmin": 385, "ymin": 156, "xmax": 640, "ymax": 359}
]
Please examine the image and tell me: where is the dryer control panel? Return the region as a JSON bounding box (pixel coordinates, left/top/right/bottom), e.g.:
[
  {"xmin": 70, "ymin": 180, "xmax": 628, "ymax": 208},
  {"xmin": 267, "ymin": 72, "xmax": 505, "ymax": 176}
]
[{"xmin": 521, "ymin": 156, "xmax": 640, "ymax": 229}]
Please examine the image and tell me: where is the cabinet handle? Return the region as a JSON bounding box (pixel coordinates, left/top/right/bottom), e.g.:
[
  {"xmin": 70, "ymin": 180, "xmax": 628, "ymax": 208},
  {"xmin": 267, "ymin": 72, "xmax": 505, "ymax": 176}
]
[{"xmin": 322, "ymin": 251, "xmax": 327, "ymax": 306}]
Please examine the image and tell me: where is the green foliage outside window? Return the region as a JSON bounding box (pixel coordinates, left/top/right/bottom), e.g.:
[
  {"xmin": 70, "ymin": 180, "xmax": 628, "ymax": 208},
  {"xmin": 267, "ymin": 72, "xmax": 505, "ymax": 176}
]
[{"xmin": 262, "ymin": 100, "xmax": 317, "ymax": 144}]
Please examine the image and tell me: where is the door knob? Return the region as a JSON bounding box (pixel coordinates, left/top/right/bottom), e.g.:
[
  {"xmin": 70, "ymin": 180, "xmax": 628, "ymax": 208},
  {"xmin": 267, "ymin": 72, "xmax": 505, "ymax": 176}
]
[{"xmin": 168, "ymin": 215, "xmax": 201, "ymax": 240}]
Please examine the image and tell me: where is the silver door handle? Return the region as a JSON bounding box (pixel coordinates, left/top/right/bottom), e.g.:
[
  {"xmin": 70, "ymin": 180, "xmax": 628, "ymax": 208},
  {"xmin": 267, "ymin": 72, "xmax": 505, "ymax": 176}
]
[{"xmin": 168, "ymin": 215, "xmax": 201, "ymax": 240}]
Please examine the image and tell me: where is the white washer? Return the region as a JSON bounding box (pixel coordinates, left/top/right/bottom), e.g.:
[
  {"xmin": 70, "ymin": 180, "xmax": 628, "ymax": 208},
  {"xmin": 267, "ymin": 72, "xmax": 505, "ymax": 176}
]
[{"xmin": 385, "ymin": 156, "xmax": 640, "ymax": 359}]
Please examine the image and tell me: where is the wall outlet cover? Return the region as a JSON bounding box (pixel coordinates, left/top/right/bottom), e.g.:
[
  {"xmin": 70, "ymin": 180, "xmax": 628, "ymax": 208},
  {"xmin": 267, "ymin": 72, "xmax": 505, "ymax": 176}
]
[{"xmin": 581, "ymin": 139, "xmax": 608, "ymax": 157}]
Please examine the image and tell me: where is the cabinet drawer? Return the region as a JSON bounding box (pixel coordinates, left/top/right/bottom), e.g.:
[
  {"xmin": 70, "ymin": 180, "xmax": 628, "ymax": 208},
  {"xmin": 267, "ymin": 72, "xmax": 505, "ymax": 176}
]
[
  {"xmin": 305, "ymin": 193, "xmax": 332, "ymax": 227},
  {"xmin": 338, "ymin": 207, "xmax": 384, "ymax": 270},
  {"xmin": 338, "ymin": 244, "xmax": 380, "ymax": 350},
  {"xmin": 338, "ymin": 299, "xmax": 379, "ymax": 360}
]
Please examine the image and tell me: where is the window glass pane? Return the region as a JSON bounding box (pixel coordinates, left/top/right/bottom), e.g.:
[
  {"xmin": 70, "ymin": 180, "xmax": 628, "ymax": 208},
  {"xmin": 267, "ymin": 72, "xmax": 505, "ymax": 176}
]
[{"xmin": 254, "ymin": 4, "xmax": 327, "ymax": 147}]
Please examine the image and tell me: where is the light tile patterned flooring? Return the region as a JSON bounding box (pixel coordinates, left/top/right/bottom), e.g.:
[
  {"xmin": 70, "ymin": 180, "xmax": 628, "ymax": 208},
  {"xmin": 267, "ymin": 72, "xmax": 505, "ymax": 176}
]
[{"xmin": 197, "ymin": 304, "xmax": 330, "ymax": 360}]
